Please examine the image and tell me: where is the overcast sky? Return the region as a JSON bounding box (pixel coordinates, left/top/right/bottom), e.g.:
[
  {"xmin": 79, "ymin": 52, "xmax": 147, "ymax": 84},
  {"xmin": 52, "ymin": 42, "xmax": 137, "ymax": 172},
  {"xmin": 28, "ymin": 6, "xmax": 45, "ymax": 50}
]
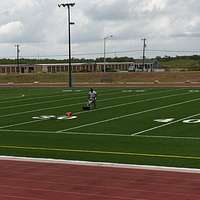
[{"xmin": 0, "ymin": 0, "xmax": 200, "ymax": 59}]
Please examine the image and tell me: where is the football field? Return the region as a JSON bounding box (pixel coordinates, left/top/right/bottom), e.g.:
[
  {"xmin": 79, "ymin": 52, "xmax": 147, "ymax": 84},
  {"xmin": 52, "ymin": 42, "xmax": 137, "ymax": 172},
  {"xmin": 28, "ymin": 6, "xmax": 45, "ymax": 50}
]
[{"xmin": 0, "ymin": 87, "xmax": 200, "ymax": 168}]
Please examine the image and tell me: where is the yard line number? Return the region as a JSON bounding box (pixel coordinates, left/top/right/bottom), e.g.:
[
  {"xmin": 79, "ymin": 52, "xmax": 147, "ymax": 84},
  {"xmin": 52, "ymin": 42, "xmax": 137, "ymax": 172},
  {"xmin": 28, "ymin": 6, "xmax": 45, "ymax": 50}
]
[{"xmin": 154, "ymin": 118, "xmax": 200, "ymax": 124}]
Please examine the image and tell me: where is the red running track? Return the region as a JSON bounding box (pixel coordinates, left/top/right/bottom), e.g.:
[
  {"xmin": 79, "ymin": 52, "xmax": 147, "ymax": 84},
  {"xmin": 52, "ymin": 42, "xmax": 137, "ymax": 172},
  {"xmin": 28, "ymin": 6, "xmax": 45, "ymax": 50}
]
[{"xmin": 0, "ymin": 159, "xmax": 200, "ymax": 200}]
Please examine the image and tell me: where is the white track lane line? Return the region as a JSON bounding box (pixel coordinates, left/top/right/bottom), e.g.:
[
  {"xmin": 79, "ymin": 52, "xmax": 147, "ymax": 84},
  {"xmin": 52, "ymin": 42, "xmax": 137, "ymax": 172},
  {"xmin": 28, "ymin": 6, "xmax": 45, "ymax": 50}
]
[{"xmin": 1, "ymin": 156, "xmax": 200, "ymax": 173}]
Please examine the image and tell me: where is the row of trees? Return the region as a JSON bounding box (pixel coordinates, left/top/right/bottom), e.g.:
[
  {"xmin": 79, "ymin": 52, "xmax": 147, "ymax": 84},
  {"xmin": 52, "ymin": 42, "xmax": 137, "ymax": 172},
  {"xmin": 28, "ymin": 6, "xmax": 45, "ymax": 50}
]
[
  {"xmin": 0, "ymin": 57, "xmax": 135, "ymax": 65},
  {"xmin": 156, "ymin": 55, "xmax": 200, "ymax": 61},
  {"xmin": 0, "ymin": 55, "xmax": 199, "ymax": 65}
]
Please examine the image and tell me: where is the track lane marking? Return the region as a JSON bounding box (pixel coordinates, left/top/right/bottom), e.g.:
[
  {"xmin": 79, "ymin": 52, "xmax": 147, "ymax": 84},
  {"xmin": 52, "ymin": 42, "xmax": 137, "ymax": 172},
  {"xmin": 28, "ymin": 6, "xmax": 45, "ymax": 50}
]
[{"xmin": 1, "ymin": 155, "xmax": 200, "ymax": 173}]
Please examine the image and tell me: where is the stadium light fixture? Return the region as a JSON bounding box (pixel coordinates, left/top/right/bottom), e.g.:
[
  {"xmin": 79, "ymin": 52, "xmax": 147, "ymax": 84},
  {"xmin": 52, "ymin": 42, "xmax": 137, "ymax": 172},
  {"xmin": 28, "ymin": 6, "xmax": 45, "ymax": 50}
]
[
  {"xmin": 103, "ymin": 35, "xmax": 113, "ymax": 72},
  {"xmin": 58, "ymin": 3, "xmax": 75, "ymax": 88}
]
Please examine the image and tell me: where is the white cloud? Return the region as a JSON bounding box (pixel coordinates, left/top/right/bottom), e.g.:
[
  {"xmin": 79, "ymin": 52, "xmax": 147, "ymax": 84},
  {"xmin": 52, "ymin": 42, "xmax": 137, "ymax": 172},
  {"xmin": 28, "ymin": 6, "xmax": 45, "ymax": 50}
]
[
  {"xmin": 0, "ymin": 21, "xmax": 24, "ymax": 42},
  {"xmin": 0, "ymin": 0, "xmax": 200, "ymax": 58},
  {"xmin": 142, "ymin": 0, "xmax": 168, "ymax": 11}
]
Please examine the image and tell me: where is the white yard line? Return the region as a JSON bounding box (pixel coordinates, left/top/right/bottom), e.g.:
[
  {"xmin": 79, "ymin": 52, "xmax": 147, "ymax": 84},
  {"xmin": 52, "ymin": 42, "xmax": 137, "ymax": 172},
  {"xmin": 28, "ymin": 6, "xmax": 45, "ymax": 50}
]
[
  {"xmin": 0, "ymin": 91, "xmax": 64, "ymax": 102},
  {"xmin": 0, "ymin": 88, "xmax": 176, "ymax": 118},
  {"xmin": 0, "ymin": 129, "xmax": 127, "ymax": 137},
  {"xmin": 0, "ymin": 88, "xmax": 115, "ymax": 103},
  {"xmin": 131, "ymin": 113, "xmax": 200, "ymax": 136},
  {"xmin": 136, "ymin": 135, "xmax": 200, "ymax": 140},
  {"xmin": 0, "ymin": 102, "xmax": 83, "ymax": 119},
  {"xmin": 0, "ymin": 91, "xmax": 189, "ymax": 129},
  {"xmin": 0, "ymin": 88, "xmax": 123, "ymax": 105},
  {"xmin": 75, "ymin": 92, "xmax": 189, "ymax": 115},
  {"xmin": 1, "ymin": 129, "xmax": 200, "ymax": 141},
  {"xmin": 0, "ymin": 89, "xmax": 121, "ymax": 110},
  {"xmin": 0, "ymin": 120, "xmax": 48, "ymax": 129},
  {"xmin": 58, "ymin": 97, "xmax": 200, "ymax": 133},
  {"xmin": 0, "ymin": 92, "xmax": 70, "ymax": 104},
  {"xmin": 0, "ymin": 96, "xmax": 86, "ymax": 110}
]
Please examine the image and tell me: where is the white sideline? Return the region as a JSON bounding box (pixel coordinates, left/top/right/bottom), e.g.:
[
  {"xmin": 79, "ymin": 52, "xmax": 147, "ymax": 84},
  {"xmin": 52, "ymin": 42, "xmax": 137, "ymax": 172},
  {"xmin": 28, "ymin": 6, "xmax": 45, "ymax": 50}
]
[
  {"xmin": 0, "ymin": 155, "xmax": 200, "ymax": 174},
  {"xmin": 1, "ymin": 129, "xmax": 200, "ymax": 141},
  {"xmin": 0, "ymin": 90, "xmax": 186, "ymax": 129},
  {"xmin": 59, "ymin": 96, "xmax": 200, "ymax": 132},
  {"xmin": 132, "ymin": 113, "xmax": 200, "ymax": 136},
  {"xmin": 137, "ymin": 134, "xmax": 200, "ymax": 140}
]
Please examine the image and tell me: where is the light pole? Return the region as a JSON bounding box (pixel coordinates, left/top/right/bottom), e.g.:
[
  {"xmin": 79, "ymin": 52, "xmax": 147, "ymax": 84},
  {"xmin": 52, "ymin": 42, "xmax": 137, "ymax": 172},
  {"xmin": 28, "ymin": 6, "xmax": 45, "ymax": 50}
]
[
  {"xmin": 103, "ymin": 35, "xmax": 113, "ymax": 72},
  {"xmin": 141, "ymin": 38, "xmax": 147, "ymax": 72},
  {"xmin": 15, "ymin": 44, "xmax": 20, "ymax": 73},
  {"xmin": 58, "ymin": 3, "xmax": 75, "ymax": 88}
]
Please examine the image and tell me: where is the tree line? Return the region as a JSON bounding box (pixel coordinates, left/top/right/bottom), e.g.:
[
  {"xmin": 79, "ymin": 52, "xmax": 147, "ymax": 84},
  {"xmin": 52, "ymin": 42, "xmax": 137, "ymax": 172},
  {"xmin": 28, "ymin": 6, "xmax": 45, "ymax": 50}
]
[{"xmin": 0, "ymin": 55, "xmax": 199, "ymax": 65}]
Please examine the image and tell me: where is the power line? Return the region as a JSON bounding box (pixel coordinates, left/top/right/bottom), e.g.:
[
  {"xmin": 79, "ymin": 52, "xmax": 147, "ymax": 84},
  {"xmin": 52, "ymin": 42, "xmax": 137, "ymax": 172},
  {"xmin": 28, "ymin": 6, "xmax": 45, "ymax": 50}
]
[{"xmin": 1, "ymin": 49, "xmax": 200, "ymax": 59}]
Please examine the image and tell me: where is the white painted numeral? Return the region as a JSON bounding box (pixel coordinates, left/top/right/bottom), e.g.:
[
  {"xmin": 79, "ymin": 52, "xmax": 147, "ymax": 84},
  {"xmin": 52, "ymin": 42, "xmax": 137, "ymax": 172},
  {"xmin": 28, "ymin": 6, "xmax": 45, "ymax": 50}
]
[
  {"xmin": 183, "ymin": 119, "xmax": 200, "ymax": 124},
  {"xmin": 154, "ymin": 118, "xmax": 174, "ymax": 123}
]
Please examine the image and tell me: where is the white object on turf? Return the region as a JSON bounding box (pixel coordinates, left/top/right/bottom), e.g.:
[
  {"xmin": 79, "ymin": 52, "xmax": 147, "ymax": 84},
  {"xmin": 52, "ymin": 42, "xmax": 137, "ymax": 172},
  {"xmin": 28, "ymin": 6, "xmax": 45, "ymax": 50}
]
[
  {"xmin": 154, "ymin": 118, "xmax": 175, "ymax": 123},
  {"xmin": 66, "ymin": 116, "xmax": 77, "ymax": 120}
]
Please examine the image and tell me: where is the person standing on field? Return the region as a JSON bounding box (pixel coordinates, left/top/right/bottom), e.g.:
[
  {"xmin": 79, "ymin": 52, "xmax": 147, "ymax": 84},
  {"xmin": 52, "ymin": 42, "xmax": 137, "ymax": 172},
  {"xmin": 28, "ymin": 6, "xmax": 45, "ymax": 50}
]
[{"xmin": 88, "ymin": 88, "xmax": 97, "ymax": 109}]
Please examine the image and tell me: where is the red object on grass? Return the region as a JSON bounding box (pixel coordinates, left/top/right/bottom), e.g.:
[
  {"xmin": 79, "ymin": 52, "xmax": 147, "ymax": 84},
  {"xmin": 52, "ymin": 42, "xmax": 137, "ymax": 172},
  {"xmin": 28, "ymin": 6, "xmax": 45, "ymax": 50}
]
[{"xmin": 66, "ymin": 112, "xmax": 73, "ymax": 118}]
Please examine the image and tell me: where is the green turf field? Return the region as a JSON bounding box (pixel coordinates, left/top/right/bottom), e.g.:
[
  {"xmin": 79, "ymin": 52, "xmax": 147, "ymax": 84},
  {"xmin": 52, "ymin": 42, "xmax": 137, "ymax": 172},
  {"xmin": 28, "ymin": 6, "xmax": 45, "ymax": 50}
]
[{"xmin": 0, "ymin": 87, "xmax": 200, "ymax": 168}]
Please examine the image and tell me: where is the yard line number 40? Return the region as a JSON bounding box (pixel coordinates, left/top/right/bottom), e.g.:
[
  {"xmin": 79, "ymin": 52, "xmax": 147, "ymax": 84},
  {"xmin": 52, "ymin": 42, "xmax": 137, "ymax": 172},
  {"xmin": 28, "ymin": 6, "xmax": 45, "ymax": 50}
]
[{"xmin": 154, "ymin": 118, "xmax": 200, "ymax": 124}]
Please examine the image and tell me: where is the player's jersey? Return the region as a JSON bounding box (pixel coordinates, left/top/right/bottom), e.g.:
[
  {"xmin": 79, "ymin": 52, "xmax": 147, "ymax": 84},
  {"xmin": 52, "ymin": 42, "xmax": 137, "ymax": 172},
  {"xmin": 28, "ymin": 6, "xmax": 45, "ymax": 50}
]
[{"xmin": 88, "ymin": 91, "xmax": 97, "ymax": 100}]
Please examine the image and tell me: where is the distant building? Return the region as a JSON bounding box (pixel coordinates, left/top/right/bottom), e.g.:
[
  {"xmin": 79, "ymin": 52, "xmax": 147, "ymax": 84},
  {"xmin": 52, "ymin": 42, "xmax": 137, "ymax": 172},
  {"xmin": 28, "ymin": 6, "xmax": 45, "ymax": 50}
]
[
  {"xmin": 0, "ymin": 64, "xmax": 35, "ymax": 74},
  {"xmin": 0, "ymin": 61, "xmax": 163, "ymax": 74},
  {"xmin": 128, "ymin": 60, "xmax": 161, "ymax": 72},
  {"xmin": 0, "ymin": 62, "xmax": 134, "ymax": 74}
]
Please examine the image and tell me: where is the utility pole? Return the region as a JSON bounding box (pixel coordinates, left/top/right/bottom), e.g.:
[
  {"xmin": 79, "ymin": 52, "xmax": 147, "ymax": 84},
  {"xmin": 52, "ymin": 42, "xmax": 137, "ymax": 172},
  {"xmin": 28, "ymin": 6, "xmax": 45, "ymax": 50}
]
[
  {"xmin": 103, "ymin": 35, "xmax": 113, "ymax": 72},
  {"xmin": 15, "ymin": 44, "xmax": 20, "ymax": 73},
  {"xmin": 141, "ymin": 38, "xmax": 147, "ymax": 72},
  {"xmin": 58, "ymin": 3, "xmax": 75, "ymax": 88}
]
